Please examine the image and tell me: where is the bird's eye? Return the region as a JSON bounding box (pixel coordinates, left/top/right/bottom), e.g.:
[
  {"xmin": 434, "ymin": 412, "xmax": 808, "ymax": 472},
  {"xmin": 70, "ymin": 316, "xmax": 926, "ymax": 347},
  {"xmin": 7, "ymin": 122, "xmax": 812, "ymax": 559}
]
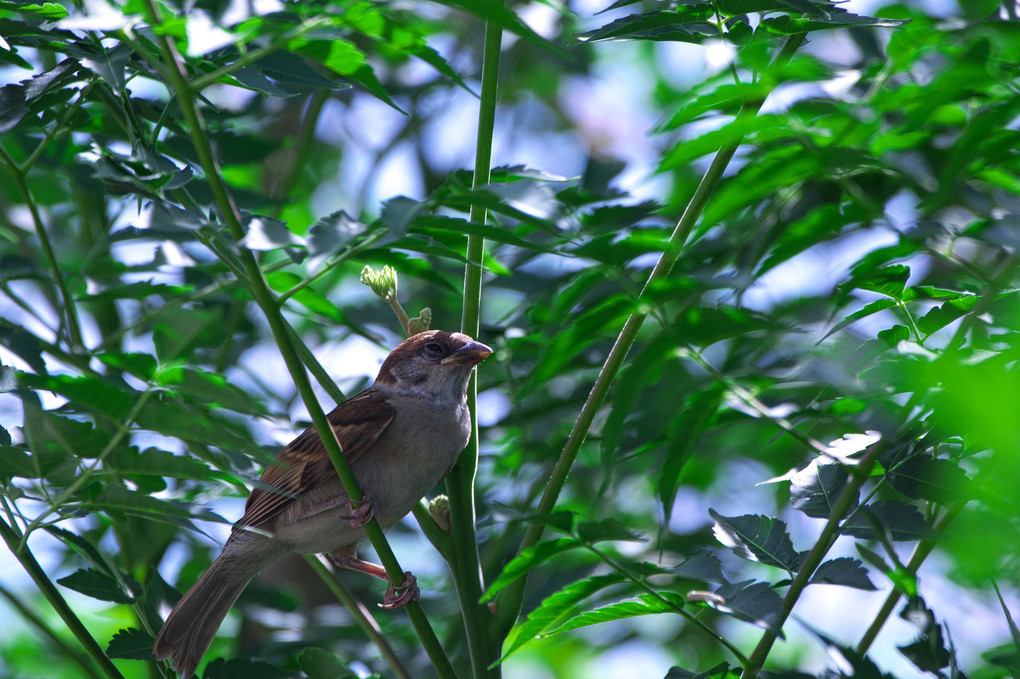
[{"xmin": 424, "ymin": 342, "xmax": 445, "ymax": 358}]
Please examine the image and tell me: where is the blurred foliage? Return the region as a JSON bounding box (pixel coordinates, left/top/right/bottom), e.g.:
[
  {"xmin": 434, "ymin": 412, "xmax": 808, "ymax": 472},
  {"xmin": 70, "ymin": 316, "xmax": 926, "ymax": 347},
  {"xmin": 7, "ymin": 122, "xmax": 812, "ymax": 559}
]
[{"xmin": 1, "ymin": 0, "xmax": 1019, "ymax": 678}]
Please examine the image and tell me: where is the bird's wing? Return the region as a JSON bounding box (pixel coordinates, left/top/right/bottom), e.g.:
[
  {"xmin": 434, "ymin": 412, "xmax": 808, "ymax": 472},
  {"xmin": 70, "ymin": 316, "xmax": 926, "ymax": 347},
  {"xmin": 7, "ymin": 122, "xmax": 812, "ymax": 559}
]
[{"xmin": 237, "ymin": 390, "xmax": 395, "ymax": 530}]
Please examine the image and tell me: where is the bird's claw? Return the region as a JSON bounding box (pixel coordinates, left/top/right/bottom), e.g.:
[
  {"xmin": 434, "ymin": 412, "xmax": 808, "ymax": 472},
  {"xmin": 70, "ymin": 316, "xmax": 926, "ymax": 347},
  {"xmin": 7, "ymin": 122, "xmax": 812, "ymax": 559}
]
[
  {"xmin": 342, "ymin": 492, "xmax": 376, "ymax": 529},
  {"xmin": 380, "ymin": 572, "xmax": 419, "ymax": 609}
]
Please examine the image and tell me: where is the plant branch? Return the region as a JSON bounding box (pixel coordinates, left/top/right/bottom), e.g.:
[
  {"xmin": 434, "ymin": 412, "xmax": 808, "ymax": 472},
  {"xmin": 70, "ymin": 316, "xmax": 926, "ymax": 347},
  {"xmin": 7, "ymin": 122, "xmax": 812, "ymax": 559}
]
[
  {"xmin": 0, "ymin": 147, "xmax": 84, "ymax": 350},
  {"xmin": 0, "ymin": 520, "xmax": 125, "ymax": 679},
  {"xmin": 139, "ymin": 4, "xmax": 455, "ymax": 675},
  {"xmin": 447, "ymin": 7, "xmax": 504, "ymax": 677}
]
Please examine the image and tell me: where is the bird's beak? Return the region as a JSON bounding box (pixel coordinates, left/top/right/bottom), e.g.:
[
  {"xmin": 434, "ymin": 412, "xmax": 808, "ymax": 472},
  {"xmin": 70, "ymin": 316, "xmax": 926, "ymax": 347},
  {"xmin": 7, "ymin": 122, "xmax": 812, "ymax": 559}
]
[{"xmin": 442, "ymin": 340, "xmax": 492, "ymax": 366}]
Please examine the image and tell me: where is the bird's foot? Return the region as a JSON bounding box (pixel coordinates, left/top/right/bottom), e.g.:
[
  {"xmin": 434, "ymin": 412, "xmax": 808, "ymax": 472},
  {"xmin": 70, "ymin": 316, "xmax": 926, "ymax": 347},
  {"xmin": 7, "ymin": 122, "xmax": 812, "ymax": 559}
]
[{"xmin": 381, "ymin": 572, "xmax": 419, "ymax": 609}]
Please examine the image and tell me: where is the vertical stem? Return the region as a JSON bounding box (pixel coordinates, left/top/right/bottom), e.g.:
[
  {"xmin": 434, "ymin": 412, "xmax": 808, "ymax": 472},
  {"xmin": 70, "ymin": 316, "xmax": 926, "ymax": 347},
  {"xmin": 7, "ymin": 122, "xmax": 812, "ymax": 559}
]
[
  {"xmin": 139, "ymin": 4, "xmax": 455, "ymax": 676},
  {"xmin": 0, "ymin": 521, "xmax": 125, "ymax": 679},
  {"xmin": 491, "ymin": 32, "xmax": 807, "ymax": 639},
  {"xmin": 0, "ymin": 153, "xmax": 84, "ymax": 350},
  {"xmin": 447, "ymin": 9, "xmax": 504, "ymax": 678}
]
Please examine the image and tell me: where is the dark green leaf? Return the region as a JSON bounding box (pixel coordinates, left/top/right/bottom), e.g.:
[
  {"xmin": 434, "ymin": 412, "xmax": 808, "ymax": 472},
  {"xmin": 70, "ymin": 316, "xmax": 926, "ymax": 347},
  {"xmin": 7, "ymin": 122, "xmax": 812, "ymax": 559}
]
[
  {"xmin": 712, "ymin": 580, "xmax": 783, "ymax": 632},
  {"xmin": 659, "ymin": 386, "xmax": 723, "ymax": 522},
  {"xmin": 710, "ymin": 511, "xmax": 800, "ymax": 571},
  {"xmin": 576, "ymin": 518, "xmax": 644, "ymax": 543},
  {"xmin": 106, "ymin": 627, "xmax": 154, "ymax": 660},
  {"xmin": 297, "ymin": 648, "xmax": 355, "ymax": 679},
  {"xmin": 57, "ymin": 568, "xmax": 135, "ymax": 604},
  {"xmin": 790, "ymin": 460, "xmax": 856, "ymax": 520},
  {"xmin": 673, "ymin": 550, "xmax": 727, "ymax": 584},
  {"xmin": 810, "ymin": 558, "xmax": 877, "ymax": 591},
  {"xmin": 842, "ymin": 501, "xmax": 938, "ymax": 542},
  {"xmin": 898, "ymin": 597, "xmax": 952, "ymax": 673},
  {"xmin": 201, "ymin": 657, "xmax": 291, "ymax": 679}
]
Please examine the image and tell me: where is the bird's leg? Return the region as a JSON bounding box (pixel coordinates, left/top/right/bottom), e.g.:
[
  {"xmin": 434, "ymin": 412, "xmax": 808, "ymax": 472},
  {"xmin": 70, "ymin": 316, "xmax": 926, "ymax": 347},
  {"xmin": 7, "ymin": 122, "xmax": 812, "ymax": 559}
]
[{"xmin": 328, "ymin": 548, "xmax": 419, "ymax": 609}]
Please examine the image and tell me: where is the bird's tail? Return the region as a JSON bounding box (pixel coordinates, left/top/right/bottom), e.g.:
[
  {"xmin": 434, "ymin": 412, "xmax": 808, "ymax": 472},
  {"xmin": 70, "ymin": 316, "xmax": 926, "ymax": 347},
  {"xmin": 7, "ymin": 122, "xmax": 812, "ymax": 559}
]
[{"xmin": 153, "ymin": 552, "xmax": 258, "ymax": 677}]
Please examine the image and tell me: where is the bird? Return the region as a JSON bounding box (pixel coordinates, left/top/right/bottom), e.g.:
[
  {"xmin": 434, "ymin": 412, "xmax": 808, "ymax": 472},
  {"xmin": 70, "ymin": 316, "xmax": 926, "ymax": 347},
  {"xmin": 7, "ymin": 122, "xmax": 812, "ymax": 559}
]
[{"xmin": 153, "ymin": 330, "xmax": 492, "ymax": 676}]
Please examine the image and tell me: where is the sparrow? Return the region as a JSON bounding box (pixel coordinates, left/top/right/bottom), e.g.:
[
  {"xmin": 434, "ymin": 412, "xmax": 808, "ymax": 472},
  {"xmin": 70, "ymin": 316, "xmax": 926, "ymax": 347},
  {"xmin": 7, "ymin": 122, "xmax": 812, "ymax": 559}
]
[{"xmin": 153, "ymin": 330, "xmax": 492, "ymax": 676}]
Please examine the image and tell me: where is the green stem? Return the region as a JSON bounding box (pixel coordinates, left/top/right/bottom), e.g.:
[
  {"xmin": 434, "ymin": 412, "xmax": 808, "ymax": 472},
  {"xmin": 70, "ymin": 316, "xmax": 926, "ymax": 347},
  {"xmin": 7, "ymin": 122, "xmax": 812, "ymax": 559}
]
[
  {"xmin": 303, "ymin": 555, "xmax": 413, "ymax": 679},
  {"xmin": 447, "ymin": 8, "xmax": 503, "ymax": 678},
  {"xmin": 0, "ymin": 520, "xmax": 125, "ymax": 679},
  {"xmin": 740, "ymin": 442, "xmax": 884, "ymax": 679},
  {"xmin": 493, "ymin": 33, "xmax": 808, "ymax": 637},
  {"xmin": 855, "ymin": 501, "xmax": 965, "ymax": 655},
  {"xmin": 0, "ymin": 148, "xmax": 84, "ymax": 350},
  {"xmin": 0, "ymin": 582, "xmax": 104, "ymax": 679},
  {"xmin": 139, "ymin": 4, "xmax": 454, "ymax": 676}
]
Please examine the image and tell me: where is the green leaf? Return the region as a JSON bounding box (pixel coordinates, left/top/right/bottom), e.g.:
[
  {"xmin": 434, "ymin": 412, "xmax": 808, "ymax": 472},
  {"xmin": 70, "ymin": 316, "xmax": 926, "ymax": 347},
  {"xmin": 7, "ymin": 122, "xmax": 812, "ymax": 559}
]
[
  {"xmin": 837, "ymin": 265, "xmax": 910, "ymax": 301},
  {"xmin": 576, "ymin": 518, "xmax": 644, "ymax": 543},
  {"xmin": 545, "ymin": 591, "xmax": 686, "ymax": 636},
  {"xmin": 673, "ymin": 306, "xmax": 786, "ymax": 347},
  {"xmin": 710, "ymin": 511, "xmax": 800, "ymax": 571},
  {"xmin": 19, "ymin": 372, "xmax": 135, "ymax": 420},
  {"xmin": 916, "ymin": 295, "xmax": 979, "ymax": 336},
  {"xmin": 498, "ymin": 573, "xmax": 630, "ymax": 663},
  {"xmin": 253, "ymin": 51, "xmax": 347, "ymax": 91},
  {"xmin": 578, "ymin": 8, "xmax": 719, "ymax": 43},
  {"xmin": 57, "ymin": 568, "xmax": 135, "ymax": 604},
  {"xmin": 201, "ymin": 657, "xmax": 291, "ymax": 679},
  {"xmin": 712, "ymin": 580, "xmax": 783, "ymax": 632},
  {"xmin": 297, "ymin": 648, "xmax": 355, "ymax": 679},
  {"xmin": 822, "ymin": 298, "xmax": 897, "ymax": 341},
  {"xmin": 790, "ymin": 460, "xmax": 856, "ymax": 520},
  {"xmin": 898, "ymin": 597, "xmax": 952, "ymax": 673},
  {"xmin": 673, "ymin": 550, "xmax": 727, "ymax": 584},
  {"xmin": 481, "ymin": 538, "xmax": 582, "ymax": 602},
  {"xmin": 810, "ymin": 558, "xmax": 877, "ymax": 591},
  {"xmin": 45, "ymin": 526, "xmax": 118, "ymax": 576},
  {"xmin": 883, "ymin": 452, "xmax": 967, "ymax": 505},
  {"xmin": 96, "ymin": 352, "xmax": 158, "ymax": 380},
  {"xmin": 106, "ymin": 627, "xmax": 154, "ymax": 660},
  {"xmin": 842, "ymin": 501, "xmax": 938, "ymax": 542},
  {"xmin": 659, "ymin": 386, "xmax": 723, "ymax": 523}
]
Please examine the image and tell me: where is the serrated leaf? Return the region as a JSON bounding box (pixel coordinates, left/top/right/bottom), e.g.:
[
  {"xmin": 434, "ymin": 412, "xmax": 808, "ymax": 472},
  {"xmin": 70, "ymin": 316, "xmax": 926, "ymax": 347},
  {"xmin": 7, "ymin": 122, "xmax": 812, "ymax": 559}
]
[
  {"xmin": 96, "ymin": 352, "xmax": 158, "ymax": 380},
  {"xmin": 674, "ymin": 550, "xmax": 727, "ymax": 584},
  {"xmin": 838, "ymin": 264, "xmax": 910, "ymax": 301},
  {"xmin": 578, "ymin": 8, "xmax": 719, "ymax": 43},
  {"xmin": 790, "ymin": 460, "xmax": 857, "ymax": 519},
  {"xmin": 45, "ymin": 526, "xmax": 117, "ymax": 575},
  {"xmin": 306, "ymin": 211, "xmax": 367, "ymax": 272},
  {"xmin": 481, "ymin": 538, "xmax": 582, "ymax": 602},
  {"xmin": 201, "ymin": 657, "xmax": 291, "ymax": 679},
  {"xmin": 884, "ymin": 452, "xmax": 968, "ymax": 505},
  {"xmin": 810, "ymin": 558, "xmax": 877, "ymax": 591},
  {"xmin": 106, "ymin": 627, "xmax": 154, "ymax": 660},
  {"xmin": 57, "ymin": 568, "xmax": 135, "ymax": 604},
  {"xmin": 712, "ymin": 580, "xmax": 783, "ymax": 632},
  {"xmin": 711, "ymin": 511, "xmax": 800, "ymax": 571},
  {"xmin": 297, "ymin": 647, "xmax": 355, "ymax": 679},
  {"xmin": 545, "ymin": 591, "xmax": 686, "ymax": 636},
  {"xmin": 842, "ymin": 501, "xmax": 938, "ymax": 542},
  {"xmin": 898, "ymin": 597, "xmax": 952, "ymax": 673}
]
